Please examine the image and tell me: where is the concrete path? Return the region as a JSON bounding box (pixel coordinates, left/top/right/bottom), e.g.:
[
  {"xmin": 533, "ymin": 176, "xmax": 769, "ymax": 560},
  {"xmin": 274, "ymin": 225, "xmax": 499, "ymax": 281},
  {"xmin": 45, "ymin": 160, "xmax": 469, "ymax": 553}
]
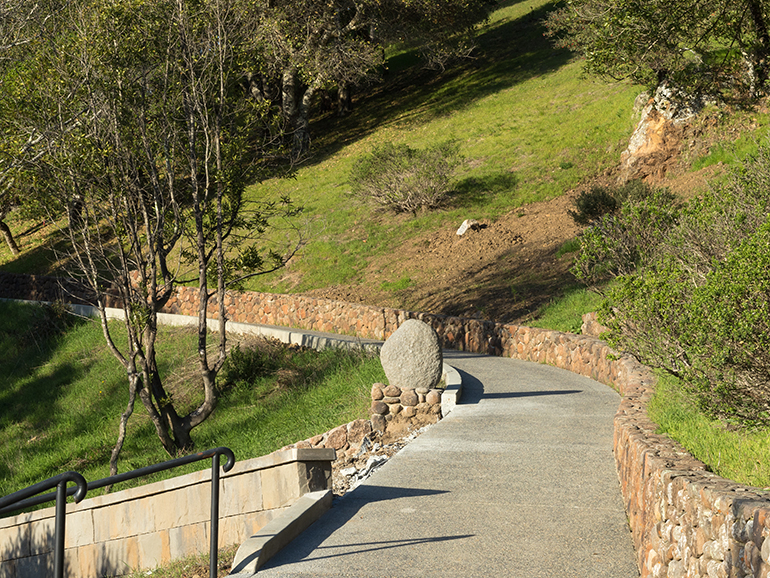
[{"xmin": 255, "ymin": 351, "xmax": 639, "ymax": 578}]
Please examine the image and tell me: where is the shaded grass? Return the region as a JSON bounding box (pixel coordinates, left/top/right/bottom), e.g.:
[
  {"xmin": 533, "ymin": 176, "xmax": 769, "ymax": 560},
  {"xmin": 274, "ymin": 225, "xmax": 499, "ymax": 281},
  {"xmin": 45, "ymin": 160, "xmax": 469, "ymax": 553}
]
[
  {"xmin": 648, "ymin": 372, "xmax": 770, "ymax": 489},
  {"xmin": 0, "ymin": 301, "xmax": 385, "ymax": 499}
]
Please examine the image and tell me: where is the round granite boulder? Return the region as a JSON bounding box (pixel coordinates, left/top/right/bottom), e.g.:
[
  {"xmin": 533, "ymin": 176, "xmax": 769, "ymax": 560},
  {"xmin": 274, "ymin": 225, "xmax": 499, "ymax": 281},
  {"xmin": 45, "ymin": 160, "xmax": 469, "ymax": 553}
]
[{"xmin": 380, "ymin": 319, "xmax": 442, "ymax": 390}]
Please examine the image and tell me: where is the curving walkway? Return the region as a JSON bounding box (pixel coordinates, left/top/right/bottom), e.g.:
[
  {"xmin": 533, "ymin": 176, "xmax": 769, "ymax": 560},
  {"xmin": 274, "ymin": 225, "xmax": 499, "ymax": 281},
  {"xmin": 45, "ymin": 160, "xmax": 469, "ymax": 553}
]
[{"xmin": 253, "ymin": 351, "xmax": 639, "ymax": 578}]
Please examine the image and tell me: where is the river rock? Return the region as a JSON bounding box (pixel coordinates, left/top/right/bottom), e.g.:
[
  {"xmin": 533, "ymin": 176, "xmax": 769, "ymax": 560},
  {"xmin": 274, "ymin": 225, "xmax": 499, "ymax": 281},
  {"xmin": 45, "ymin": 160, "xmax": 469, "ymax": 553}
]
[
  {"xmin": 426, "ymin": 390, "xmax": 442, "ymax": 405},
  {"xmin": 383, "ymin": 384, "xmax": 401, "ymax": 397},
  {"xmin": 380, "ymin": 319, "xmax": 442, "ymax": 390},
  {"xmin": 347, "ymin": 419, "xmax": 372, "ymax": 444}
]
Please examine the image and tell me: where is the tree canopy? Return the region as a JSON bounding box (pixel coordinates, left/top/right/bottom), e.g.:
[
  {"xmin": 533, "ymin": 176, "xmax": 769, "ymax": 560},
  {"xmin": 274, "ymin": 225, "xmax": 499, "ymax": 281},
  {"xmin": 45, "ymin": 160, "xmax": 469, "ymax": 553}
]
[
  {"xmin": 252, "ymin": 0, "xmax": 493, "ymax": 156},
  {"xmin": 545, "ymin": 0, "xmax": 770, "ymax": 96},
  {"xmin": 1, "ymin": 0, "xmax": 302, "ymax": 467}
]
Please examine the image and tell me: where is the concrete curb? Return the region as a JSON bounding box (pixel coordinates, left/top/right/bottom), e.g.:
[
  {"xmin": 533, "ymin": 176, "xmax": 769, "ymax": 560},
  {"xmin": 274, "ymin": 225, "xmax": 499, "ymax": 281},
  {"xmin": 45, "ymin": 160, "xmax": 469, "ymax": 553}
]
[
  {"xmin": 441, "ymin": 363, "xmax": 462, "ymax": 417},
  {"xmin": 226, "ymin": 490, "xmax": 333, "ymax": 577},
  {"xmin": 62, "ymin": 303, "xmax": 383, "ymax": 353}
]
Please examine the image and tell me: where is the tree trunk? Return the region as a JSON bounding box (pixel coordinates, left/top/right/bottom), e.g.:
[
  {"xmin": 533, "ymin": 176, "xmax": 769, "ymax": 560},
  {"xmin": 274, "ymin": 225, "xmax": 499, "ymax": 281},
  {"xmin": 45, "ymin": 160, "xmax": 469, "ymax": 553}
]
[
  {"xmin": 137, "ymin": 382, "xmax": 180, "ymax": 456},
  {"xmin": 748, "ymin": 0, "xmax": 770, "ymax": 88},
  {"xmin": 293, "ymin": 80, "xmax": 321, "ymax": 159},
  {"xmin": 107, "ymin": 372, "xmax": 140, "ymax": 490},
  {"xmin": 281, "ymin": 67, "xmax": 298, "ymax": 127},
  {"xmin": 0, "ymin": 219, "xmax": 20, "ymax": 255},
  {"xmin": 337, "ymin": 83, "xmax": 352, "ymax": 116}
]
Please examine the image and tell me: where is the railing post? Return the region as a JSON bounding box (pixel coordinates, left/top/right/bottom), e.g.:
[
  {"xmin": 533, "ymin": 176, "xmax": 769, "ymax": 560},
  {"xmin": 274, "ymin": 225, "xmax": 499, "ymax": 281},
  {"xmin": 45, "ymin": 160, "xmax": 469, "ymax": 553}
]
[
  {"xmin": 54, "ymin": 478, "xmax": 68, "ymax": 578},
  {"xmin": 210, "ymin": 452, "xmax": 220, "ymax": 578},
  {"xmin": 209, "ymin": 448, "xmax": 235, "ymax": 578}
]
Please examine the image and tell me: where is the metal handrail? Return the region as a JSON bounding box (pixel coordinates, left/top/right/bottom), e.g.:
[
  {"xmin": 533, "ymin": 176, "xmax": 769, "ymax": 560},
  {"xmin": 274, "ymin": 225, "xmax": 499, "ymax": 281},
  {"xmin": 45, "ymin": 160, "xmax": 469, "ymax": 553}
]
[
  {"xmin": 0, "ymin": 471, "xmax": 88, "ymax": 578},
  {"xmin": 0, "ymin": 447, "xmax": 235, "ymax": 578}
]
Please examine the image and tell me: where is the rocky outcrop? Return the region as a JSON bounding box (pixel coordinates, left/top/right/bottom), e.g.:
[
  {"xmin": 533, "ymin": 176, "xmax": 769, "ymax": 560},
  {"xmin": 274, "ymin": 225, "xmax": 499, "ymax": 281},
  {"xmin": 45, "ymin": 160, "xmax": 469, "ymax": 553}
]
[{"xmin": 618, "ymin": 83, "xmax": 716, "ymax": 183}]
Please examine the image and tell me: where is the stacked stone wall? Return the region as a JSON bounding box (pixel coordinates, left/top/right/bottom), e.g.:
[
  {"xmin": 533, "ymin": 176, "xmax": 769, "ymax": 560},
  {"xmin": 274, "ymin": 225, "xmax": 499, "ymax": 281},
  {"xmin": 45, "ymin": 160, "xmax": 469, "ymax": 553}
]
[
  {"xmin": 5, "ymin": 273, "xmax": 770, "ymax": 576},
  {"xmin": 0, "ymin": 272, "xmax": 95, "ymax": 305}
]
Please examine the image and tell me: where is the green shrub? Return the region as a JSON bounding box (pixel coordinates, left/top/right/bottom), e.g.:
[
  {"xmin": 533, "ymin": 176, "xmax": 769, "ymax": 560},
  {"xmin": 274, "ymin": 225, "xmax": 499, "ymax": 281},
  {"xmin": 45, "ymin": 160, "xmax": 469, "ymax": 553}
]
[
  {"xmin": 349, "ymin": 141, "xmax": 462, "ymax": 213},
  {"xmin": 568, "ymin": 180, "xmax": 659, "ymax": 226},
  {"xmin": 571, "ymin": 188, "xmax": 680, "ymax": 286},
  {"xmin": 604, "ymin": 220, "xmax": 770, "ymax": 427},
  {"xmin": 569, "ymin": 186, "xmax": 618, "ymax": 225},
  {"xmin": 593, "ymin": 146, "xmax": 770, "ymax": 428},
  {"xmin": 219, "ymin": 339, "xmax": 284, "ymax": 388}
]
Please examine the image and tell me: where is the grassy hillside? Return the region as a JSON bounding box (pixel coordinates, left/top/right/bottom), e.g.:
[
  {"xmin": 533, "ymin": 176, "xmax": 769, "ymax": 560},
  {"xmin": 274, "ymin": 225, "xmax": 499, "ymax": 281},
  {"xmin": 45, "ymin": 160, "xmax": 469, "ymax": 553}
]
[
  {"xmin": 0, "ymin": 301, "xmax": 384, "ymax": 498},
  {"xmin": 241, "ymin": 0, "xmax": 643, "ymax": 295},
  {"xmin": 0, "ymin": 0, "xmax": 642, "ymax": 301},
  {"xmin": 2, "ymin": 0, "xmax": 769, "ymax": 325}
]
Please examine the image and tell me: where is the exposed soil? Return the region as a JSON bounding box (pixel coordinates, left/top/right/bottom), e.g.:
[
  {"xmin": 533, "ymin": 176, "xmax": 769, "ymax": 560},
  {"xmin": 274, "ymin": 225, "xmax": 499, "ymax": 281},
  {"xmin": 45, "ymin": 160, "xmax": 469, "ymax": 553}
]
[
  {"xmin": 304, "ymin": 105, "xmax": 757, "ymax": 324},
  {"xmin": 306, "ymin": 192, "xmax": 585, "ymax": 323}
]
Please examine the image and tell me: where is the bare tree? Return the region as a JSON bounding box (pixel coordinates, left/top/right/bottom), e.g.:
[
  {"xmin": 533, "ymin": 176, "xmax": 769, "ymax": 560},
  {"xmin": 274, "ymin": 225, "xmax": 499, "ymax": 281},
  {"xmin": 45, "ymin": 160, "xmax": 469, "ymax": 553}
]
[{"xmin": 19, "ymin": 0, "xmax": 301, "ymax": 473}]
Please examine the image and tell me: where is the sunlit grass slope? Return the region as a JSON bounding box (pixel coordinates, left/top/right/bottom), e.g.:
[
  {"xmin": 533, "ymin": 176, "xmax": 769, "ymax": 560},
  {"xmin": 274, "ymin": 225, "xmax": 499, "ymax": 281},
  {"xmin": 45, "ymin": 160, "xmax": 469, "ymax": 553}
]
[{"xmin": 242, "ymin": 0, "xmax": 643, "ymax": 293}]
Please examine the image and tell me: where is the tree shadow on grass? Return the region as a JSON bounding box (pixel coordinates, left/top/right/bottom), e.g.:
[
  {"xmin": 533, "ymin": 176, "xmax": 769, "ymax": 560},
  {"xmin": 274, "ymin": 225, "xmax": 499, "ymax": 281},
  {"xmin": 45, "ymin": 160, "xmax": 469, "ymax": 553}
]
[
  {"xmin": 451, "ymin": 173, "xmax": 520, "ymax": 208},
  {"xmin": 413, "ymin": 242, "xmax": 579, "ymax": 324},
  {"xmin": 306, "ymin": 0, "xmax": 573, "ymax": 165}
]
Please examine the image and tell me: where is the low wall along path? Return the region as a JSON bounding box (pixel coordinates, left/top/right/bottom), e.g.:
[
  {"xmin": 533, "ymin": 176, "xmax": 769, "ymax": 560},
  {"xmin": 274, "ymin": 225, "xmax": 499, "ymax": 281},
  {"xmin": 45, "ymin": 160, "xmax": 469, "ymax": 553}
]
[{"xmin": 3, "ymin": 272, "xmax": 770, "ymax": 578}]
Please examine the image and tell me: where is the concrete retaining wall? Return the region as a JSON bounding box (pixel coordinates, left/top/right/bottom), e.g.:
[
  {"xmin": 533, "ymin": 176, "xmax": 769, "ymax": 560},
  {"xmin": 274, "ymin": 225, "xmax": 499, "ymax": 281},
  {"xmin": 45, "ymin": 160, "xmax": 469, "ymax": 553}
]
[{"xmin": 0, "ymin": 449, "xmax": 334, "ymax": 577}]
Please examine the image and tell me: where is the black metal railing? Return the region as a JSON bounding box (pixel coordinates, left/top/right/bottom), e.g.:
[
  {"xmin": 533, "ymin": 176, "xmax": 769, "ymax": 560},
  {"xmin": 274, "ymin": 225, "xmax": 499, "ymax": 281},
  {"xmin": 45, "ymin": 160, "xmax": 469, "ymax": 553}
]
[
  {"xmin": 0, "ymin": 447, "xmax": 235, "ymax": 578},
  {"xmin": 0, "ymin": 471, "xmax": 88, "ymax": 578}
]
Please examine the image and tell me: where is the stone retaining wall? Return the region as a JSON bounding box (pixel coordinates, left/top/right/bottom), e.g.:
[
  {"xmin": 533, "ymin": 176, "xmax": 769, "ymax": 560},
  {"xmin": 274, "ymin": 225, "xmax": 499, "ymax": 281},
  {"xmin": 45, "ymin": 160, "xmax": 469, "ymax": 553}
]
[
  {"xmin": 5, "ymin": 273, "xmax": 770, "ymax": 576},
  {"xmin": 0, "ymin": 449, "xmax": 334, "ymax": 577},
  {"xmin": 0, "ymin": 272, "xmax": 95, "ymax": 305}
]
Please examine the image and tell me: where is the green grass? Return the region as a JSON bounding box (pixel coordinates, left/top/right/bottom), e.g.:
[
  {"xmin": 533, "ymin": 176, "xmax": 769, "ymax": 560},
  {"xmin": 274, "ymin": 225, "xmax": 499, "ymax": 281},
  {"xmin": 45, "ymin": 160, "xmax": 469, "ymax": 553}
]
[
  {"xmin": 689, "ymin": 108, "xmax": 770, "ymax": 171},
  {"xmin": 233, "ymin": 0, "xmax": 643, "ymax": 294},
  {"xmin": 0, "ymin": 301, "xmax": 385, "ymax": 499},
  {"xmin": 527, "ymin": 286, "xmax": 603, "ymax": 334},
  {"xmin": 122, "ymin": 545, "xmax": 238, "ymax": 578},
  {"xmin": 648, "ymin": 372, "xmax": 770, "ymax": 489},
  {"xmin": 555, "ymin": 236, "xmax": 581, "ymax": 258}
]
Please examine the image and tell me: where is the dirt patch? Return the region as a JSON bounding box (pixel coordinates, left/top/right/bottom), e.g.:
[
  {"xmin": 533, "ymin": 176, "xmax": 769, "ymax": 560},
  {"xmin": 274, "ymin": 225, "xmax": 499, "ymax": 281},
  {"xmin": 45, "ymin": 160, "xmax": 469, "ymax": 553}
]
[
  {"xmin": 306, "ymin": 190, "xmax": 586, "ymax": 323},
  {"xmin": 304, "ymin": 104, "xmax": 758, "ymax": 324},
  {"xmin": 331, "ymin": 424, "xmax": 433, "ymax": 497}
]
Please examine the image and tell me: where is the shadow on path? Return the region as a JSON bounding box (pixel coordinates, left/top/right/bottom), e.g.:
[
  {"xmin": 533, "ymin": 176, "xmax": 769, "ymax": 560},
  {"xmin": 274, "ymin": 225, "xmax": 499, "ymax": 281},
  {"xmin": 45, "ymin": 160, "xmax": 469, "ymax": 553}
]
[
  {"xmin": 482, "ymin": 390, "xmax": 583, "ymax": 400},
  {"xmin": 260, "ymin": 485, "xmax": 468, "ymax": 570},
  {"xmin": 302, "ymin": 535, "xmax": 475, "ymax": 563}
]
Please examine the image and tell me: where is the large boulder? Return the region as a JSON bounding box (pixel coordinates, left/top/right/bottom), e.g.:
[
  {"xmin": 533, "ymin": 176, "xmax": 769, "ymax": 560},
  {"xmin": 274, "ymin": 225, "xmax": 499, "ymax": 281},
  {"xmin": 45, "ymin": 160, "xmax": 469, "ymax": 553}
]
[{"xmin": 380, "ymin": 319, "xmax": 442, "ymax": 390}]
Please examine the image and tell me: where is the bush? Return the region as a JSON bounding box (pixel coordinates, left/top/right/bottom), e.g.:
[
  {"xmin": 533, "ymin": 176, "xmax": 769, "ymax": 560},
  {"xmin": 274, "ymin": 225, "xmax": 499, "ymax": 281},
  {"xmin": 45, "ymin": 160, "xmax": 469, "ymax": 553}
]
[
  {"xmin": 571, "ymin": 187, "xmax": 680, "ymax": 286},
  {"xmin": 220, "ymin": 339, "xmax": 284, "ymax": 388},
  {"xmin": 604, "ymin": 220, "xmax": 770, "ymax": 426},
  {"xmin": 569, "ymin": 186, "xmax": 619, "ymax": 225},
  {"xmin": 349, "ymin": 141, "xmax": 462, "ymax": 213},
  {"xmin": 568, "ymin": 180, "xmax": 659, "ymax": 226},
  {"xmin": 591, "ymin": 146, "xmax": 770, "ymax": 428}
]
